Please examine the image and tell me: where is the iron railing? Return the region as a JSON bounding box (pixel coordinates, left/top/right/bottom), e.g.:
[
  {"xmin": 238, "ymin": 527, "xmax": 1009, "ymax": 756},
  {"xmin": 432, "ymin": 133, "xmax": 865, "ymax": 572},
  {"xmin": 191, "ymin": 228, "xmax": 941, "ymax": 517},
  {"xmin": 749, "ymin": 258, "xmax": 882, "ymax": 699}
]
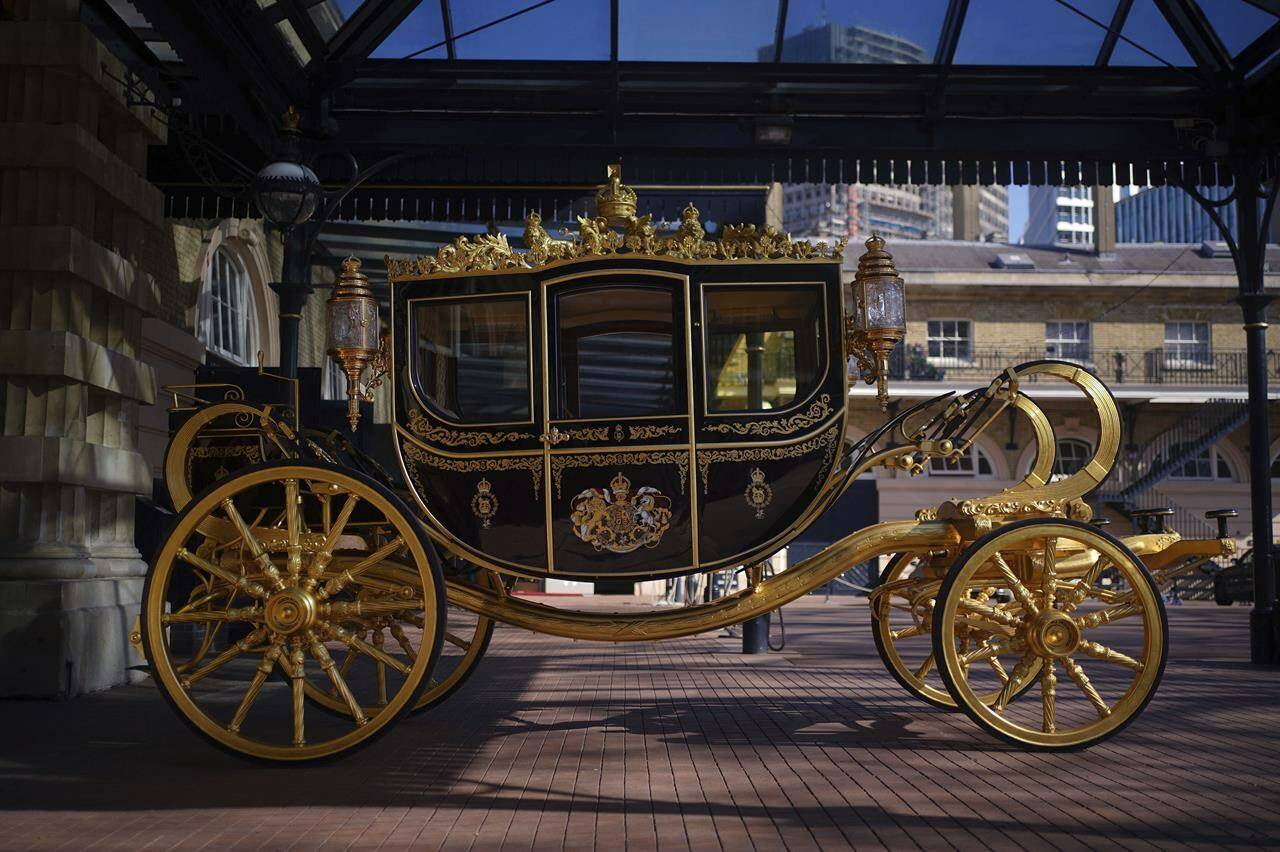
[{"xmin": 884, "ymin": 345, "xmax": 1277, "ymax": 386}]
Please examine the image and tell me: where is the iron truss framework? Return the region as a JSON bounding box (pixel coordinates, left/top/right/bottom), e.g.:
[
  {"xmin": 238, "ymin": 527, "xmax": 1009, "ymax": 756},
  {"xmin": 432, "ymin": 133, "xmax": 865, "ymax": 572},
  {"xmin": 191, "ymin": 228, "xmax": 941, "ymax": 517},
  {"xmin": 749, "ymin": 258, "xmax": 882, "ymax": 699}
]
[{"xmin": 90, "ymin": 0, "xmax": 1280, "ymax": 218}]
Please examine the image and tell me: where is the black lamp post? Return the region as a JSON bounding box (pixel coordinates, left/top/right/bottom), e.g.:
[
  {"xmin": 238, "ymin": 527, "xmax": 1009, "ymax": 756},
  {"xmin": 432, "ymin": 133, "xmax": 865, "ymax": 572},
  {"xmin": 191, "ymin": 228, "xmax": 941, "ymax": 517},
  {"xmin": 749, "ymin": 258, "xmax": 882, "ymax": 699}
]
[{"xmin": 251, "ymin": 107, "xmax": 406, "ymax": 379}]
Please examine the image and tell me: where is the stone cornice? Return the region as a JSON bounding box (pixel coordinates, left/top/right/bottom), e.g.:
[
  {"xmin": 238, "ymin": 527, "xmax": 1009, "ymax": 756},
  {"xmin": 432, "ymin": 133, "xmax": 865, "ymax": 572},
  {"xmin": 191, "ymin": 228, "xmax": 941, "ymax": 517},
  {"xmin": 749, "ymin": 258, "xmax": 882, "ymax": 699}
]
[
  {"xmin": 0, "ymin": 226, "xmax": 162, "ymax": 316},
  {"xmin": 0, "ymin": 330, "xmax": 157, "ymax": 404},
  {"xmin": 0, "ymin": 436, "xmax": 152, "ymax": 496}
]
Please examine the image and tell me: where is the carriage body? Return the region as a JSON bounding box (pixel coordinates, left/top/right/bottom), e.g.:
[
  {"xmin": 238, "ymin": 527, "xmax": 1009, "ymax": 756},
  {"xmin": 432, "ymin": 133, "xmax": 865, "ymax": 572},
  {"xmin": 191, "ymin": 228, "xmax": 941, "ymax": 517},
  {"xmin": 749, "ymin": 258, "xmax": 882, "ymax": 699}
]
[{"xmin": 390, "ymin": 253, "xmax": 847, "ymax": 582}]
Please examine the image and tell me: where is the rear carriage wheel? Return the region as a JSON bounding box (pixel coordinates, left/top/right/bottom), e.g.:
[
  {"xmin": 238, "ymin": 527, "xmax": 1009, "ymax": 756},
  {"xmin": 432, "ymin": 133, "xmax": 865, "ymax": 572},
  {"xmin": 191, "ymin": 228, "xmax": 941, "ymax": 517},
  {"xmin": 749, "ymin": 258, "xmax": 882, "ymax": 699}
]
[
  {"xmin": 872, "ymin": 553, "xmax": 1038, "ymax": 710},
  {"xmin": 932, "ymin": 519, "xmax": 1167, "ymax": 750},
  {"xmin": 142, "ymin": 462, "xmax": 446, "ymax": 762}
]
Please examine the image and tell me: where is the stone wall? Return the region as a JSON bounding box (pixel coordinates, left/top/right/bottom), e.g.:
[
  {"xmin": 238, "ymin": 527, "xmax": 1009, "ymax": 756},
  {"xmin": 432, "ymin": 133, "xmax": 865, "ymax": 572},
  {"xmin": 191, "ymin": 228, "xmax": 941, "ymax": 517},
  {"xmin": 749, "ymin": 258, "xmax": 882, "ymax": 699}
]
[{"xmin": 0, "ymin": 2, "xmax": 167, "ymax": 696}]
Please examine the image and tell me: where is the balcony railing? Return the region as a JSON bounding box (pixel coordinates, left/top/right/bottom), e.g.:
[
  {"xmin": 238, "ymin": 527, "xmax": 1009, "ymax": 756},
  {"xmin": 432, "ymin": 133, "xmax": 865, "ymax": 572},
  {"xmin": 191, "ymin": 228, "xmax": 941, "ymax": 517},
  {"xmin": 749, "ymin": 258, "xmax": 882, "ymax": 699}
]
[{"xmin": 883, "ymin": 345, "xmax": 1278, "ymax": 386}]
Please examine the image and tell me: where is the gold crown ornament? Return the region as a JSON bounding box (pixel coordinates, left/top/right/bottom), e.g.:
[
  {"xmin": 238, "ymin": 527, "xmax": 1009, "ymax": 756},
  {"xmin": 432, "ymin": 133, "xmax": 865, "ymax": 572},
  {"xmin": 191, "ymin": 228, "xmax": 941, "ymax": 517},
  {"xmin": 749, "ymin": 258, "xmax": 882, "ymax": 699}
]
[{"xmin": 595, "ymin": 164, "xmax": 638, "ymax": 227}]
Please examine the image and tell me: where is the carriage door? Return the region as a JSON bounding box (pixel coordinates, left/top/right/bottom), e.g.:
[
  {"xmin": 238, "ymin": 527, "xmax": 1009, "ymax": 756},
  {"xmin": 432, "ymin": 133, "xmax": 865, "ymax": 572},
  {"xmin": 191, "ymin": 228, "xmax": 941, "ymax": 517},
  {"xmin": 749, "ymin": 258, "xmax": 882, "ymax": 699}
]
[{"xmin": 541, "ymin": 270, "xmax": 695, "ymax": 577}]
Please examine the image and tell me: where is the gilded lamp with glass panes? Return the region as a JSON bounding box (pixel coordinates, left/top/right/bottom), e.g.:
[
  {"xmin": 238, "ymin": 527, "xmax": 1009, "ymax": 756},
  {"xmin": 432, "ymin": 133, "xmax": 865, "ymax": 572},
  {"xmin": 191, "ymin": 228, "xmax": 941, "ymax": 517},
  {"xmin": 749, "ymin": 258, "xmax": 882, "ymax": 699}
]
[
  {"xmin": 325, "ymin": 256, "xmax": 387, "ymax": 430},
  {"xmin": 846, "ymin": 233, "xmax": 906, "ymax": 411}
]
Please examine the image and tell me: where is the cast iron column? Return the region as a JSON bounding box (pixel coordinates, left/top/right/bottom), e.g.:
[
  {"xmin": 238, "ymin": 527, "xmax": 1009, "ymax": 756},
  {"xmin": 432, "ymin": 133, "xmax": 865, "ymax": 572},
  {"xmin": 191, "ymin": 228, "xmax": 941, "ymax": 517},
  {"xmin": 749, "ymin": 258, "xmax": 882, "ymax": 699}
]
[
  {"xmin": 271, "ymin": 224, "xmax": 315, "ymax": 379},
  {"xmin": 742, "ymin": 331, "xmax": 771, "ymax": 653}
]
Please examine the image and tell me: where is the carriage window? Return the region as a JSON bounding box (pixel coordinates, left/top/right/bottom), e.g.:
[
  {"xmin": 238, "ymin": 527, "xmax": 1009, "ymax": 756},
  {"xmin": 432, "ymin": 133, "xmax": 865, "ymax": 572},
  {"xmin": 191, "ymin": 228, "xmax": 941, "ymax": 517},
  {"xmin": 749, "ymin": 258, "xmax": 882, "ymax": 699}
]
[
  {"xmin": 555, "ymin": 286, "xmax": 679, "ymax": 419},
  {"xmin": 414, "ymin": 297, "xmax": 530, "ymax": 422},
  {"xmin": 704, "ymin": 286, "xmax": 823, "ymax": 413}
]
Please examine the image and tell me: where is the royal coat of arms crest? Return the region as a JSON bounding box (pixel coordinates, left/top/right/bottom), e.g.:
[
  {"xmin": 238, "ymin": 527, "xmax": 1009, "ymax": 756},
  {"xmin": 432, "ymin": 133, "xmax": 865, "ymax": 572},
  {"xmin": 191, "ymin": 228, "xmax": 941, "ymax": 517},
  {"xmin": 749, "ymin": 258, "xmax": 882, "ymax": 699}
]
[{"xmin": 569, "ymin": 472, "xmax": 672, "ymax": 553}]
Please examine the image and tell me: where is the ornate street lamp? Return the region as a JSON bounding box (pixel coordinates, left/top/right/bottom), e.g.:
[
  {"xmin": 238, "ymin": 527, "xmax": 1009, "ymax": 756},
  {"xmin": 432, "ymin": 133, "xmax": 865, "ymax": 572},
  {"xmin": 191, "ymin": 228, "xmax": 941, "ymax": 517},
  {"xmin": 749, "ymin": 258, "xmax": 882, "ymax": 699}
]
[
  {"xmin": 846, "ymin": 234, "xmax": 906, "ymax": 411},
  {"xmin": 252, "ymin": 106, "xmax": 323, "ymax": 229}
]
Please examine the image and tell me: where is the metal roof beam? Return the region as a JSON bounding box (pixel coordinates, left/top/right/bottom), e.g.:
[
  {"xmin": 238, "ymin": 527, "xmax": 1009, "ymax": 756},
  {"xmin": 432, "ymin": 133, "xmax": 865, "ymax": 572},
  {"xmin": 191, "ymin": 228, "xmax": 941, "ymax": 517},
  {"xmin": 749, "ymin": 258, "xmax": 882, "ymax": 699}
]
[
  {"xmin": 933, "ymin": 0, "xmax": 970, "ymax": 65},
  {"xmin": 1153, "ymin": 0, "xmax": 1233, "ymax": 77},
  {"xmin": 1095, "ymin": 0, "xmax": 1135, "ymax": 66},
  {"xmin": 329, "ymin": 0, "xmax": 425, "ymax": 63},
  {"xmin": 440, "ymin": 0, "xmax": 456, "ymax": 60},
  {"xmin": 1235, "ymin": 21, "xmax": 1280, "ymax": 75},
  {"xmin": 772, "ymin": 0, "xmax": 789, "ymax": 63},
  {"xmin": 1241, "ymin": 0, "xmax": 1280, "ymax": 15}
]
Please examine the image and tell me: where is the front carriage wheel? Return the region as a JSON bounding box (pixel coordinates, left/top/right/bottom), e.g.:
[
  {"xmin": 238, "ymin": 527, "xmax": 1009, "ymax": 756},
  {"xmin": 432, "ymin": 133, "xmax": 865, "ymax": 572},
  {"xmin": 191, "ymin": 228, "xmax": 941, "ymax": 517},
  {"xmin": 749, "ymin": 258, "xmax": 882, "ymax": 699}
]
[
  {"xmin": 142, "ymin": 461, "xmax": 446, "ymax": 763},
  {"xmin": 932, "ymin": 519, "xmax": 1167, "ymax": 750}
]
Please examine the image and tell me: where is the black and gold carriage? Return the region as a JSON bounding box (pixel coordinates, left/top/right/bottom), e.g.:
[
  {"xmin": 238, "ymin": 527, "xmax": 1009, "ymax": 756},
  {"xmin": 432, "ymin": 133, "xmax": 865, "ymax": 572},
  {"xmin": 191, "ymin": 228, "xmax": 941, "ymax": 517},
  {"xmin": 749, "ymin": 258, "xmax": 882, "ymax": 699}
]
[{"xmin": 139, "ymin": 168, "xmax": 1234, "ymax": 761}]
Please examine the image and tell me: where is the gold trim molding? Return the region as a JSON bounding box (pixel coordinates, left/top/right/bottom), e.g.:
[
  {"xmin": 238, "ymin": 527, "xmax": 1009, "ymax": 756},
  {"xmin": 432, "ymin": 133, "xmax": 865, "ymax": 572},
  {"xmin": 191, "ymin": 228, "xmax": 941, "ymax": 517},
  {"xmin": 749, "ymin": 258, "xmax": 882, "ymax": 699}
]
[
  {"xmin": 407, "ymin": 409, "xmax": 535, "ymax": 446},
  {"xmin": 698, "ymin": 425, "xmax": 840, "ymax": 493},
  {"xmin": 703, "ymin": 394, "xmax": 833, "ymax": 437},
  {"xmin": 552, "ymin": 450, "xmax": 690, "ymax": 498},
  {"xmin": 402, "ymin": 440, "xmax": 543, "ymax": 499}
]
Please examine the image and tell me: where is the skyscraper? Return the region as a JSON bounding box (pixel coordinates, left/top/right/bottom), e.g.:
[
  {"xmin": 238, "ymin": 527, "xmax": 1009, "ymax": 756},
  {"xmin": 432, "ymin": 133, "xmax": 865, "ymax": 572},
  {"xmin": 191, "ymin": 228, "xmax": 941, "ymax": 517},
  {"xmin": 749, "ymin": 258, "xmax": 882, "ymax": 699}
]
[
  {"xmin": 1116, "ymin": 185, "xmax": 1244, "ymax": 244},
  {"xmin": 1023, "ymin": 186, "xmax": 1095, "ymax": 247}
]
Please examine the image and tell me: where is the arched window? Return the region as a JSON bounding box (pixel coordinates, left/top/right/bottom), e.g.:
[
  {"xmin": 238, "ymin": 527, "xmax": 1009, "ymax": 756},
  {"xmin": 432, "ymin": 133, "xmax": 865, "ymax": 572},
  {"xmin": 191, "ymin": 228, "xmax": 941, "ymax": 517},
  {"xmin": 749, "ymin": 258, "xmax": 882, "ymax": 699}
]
[
  {"xmin": 199, "ymin": 246, "xmax": 257, "ymax": 365},
  {"xmin": 928, "ymin": 444, "xmax": 995, "ymax": 478},
  {"xmin": 1168, "ymin": 445, "xmax": 1235, "ymax": 481},
  {"xmin": 1053, "ymin": 438, "xmax": 1093, "ymax": 478}
]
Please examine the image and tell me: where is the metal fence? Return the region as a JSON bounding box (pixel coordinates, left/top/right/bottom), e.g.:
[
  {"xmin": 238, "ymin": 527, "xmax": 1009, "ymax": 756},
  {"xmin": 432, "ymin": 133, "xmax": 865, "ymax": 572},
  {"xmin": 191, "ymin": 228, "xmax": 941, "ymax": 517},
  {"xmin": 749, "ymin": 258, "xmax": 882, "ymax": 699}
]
[{"xmin": 885, "ymin": 345, "xmax": 1276, "ymax": 385}]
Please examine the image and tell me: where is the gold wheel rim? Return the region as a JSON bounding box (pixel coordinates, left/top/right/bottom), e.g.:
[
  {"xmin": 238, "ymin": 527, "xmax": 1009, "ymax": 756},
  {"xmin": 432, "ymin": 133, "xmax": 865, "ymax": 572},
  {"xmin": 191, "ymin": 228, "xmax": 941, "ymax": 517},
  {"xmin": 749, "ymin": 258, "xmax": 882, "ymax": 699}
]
[
  {"xmin": 937, "ymin": 522, "xmax": 1164, "ymax": 749},
  {"xmin": 875, "ymin": 554, "xmax": 1037, "ymax": 709},
  {"xmin": 144, "ymin": 464, "xmax": 440, "ymax": 762}
]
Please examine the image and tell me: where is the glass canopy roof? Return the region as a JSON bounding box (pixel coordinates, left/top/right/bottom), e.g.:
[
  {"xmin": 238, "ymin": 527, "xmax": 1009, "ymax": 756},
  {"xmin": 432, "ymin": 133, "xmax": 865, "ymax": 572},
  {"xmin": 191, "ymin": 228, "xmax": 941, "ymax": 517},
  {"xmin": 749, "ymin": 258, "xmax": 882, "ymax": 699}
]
[
  {"xmin": 321, "ymin": 0, "xmax": 1274, "ymax": 68},
  {"xmin": 109, "ymin": 0, "xmax": 1278, "ymax": 74}
]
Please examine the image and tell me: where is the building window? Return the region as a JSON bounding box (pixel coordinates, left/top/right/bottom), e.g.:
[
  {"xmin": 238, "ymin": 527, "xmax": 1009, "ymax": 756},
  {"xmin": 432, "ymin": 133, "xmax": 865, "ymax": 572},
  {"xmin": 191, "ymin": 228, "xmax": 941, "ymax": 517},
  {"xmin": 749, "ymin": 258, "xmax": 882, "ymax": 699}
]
[
  {"xmin": 1045, "ymin": 321, "xmax": 1091, "ymax": 364},
  {"xmin": 322, "ymin": 357, "xmax": 346, "ymax": 401},
  {"xmin": 926, "ymin": 319, "xmax": 971, "ymax": 363},
  {"xmin": 1164, "ymin": 322, "xmax": 1211, "ymax": 369},
  {"xmin": 199, "ymin": 246, "xmax": 257, "ymax": 365},
  {"xmin": 928, "ymin": 445, "xmax": 995, "ymax": 478},
  {"xmin": 1053, "ymin": 438, "xmax": 1093, "ymax": 477},
  {"xmin": 1168, "ymin": 445, "xmax": 1234, "ymax": 481}
]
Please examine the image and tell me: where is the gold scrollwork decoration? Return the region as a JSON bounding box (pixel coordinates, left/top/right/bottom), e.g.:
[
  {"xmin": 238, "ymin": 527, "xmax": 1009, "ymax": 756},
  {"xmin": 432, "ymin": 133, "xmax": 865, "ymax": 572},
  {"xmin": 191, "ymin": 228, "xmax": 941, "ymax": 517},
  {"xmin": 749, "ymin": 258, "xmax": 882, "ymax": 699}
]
[
  {"xmin": 552, "ymin": 451, "xmax": 689, "ymax": 498},
  {"xmin": 562, "ymin": 426, "xmax": 611, "ymax": 442},
  {"xmin": 401, "ymin": 441, "xmax": 542, "ymax": 499},
  {"xmin": 186, "ymin": 443, "xmax": 262, "ymax": 484},
  {"xmin": 703, "ymin": 394, "xmax": 832, "ymax": 437},
  {"xmin": 569, "ymin": 472, "xmax": 673, "ymax": 554},
  {"xmin": 387, "ymin": 204, "xmax": 847, "ymax": 281},
  {"xmin": 627, "ymin": 424, "xmax": 681, "ymax": 441},
  {"xmin": 407, "ymin": 409, "xmax": 535, "ymax": 446},
  {"xmin": 697, "ymin": 427, "xmax": 839, "ymax": 493}
]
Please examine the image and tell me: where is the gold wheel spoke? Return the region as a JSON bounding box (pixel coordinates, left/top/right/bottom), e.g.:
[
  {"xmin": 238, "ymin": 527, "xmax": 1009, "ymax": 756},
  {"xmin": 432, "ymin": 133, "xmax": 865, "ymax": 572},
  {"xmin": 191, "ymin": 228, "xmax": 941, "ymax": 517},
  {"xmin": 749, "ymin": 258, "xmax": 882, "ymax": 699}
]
[
  {"xmin": 991, "ymin": 553, "xmax": 1039, "ymax": 618},
  {"xmin": 1041, "ymin": 661, "xmax": 1057, "ymax": 734},
  {"xmin": 221, "ymin": 499, "xmax": 287, "ymax": 591},
  {"xmin": 316, "ymin": 536, "xmax": 406, "ymax": 601},
  {"xmin": 176, "ymin": 548, "xmax": 265, "ymax": 599},
  {"xmin": 181, "ymin": 628, "xmax": 267, "ymax": 688},
  {"xmin": 1075, "ymin": 602, "xmax": 1143, "ymax": 631},
  {"xmin": 388, "ymin": 622, "xmax": 417, "ymax": 661},
  {"xmin": 227, "ymin": 644, "xmax": 285, "ymax": 734},
  {"xmin": 913, "ymin": 653, "xmax": 935, "ymax": 680},
  {"xmin": 373, "ymin": 630, "xmax": 388, "ymax": 705},
  {"xmin": 1041, "ymin": 537, "xmax": 1057, "ymax": 611},
  {"xmin": 995, "ymin": 651, "xmax": 1037, "ymax": 711},
  {"xmin": 332, "ymin": 626, "xmax": 412, "ymax": 676},
  {"xmin": 290, "ymin": 642, "xmax": 306, "ymax": 746},
  {"xmin": 309, "ymin": 631, "xmax": 368, "ymax": 726},
  {"xmin": 1062, "ymin": 557, "xmax": 1112, "ymax": 614},
  {"xmin": 285, "ymin": 479, "xmax": 303, "ymax": 582},
  {"xmin": 163, "ymin": 606, "xmax": 263, "ymax": 624},
  {"xmin": 305, "ymin": 494, "xmax": 361, "ymax": 592},
  {"xmin": 960, "ymin": 637, "xmax": 1014, "ymax": 667},
  {"xmin": 1077, "ymin": 639, "xmax": 1144, "ymax": 671},
  {"xmin": 987, "ymin": 654, "xmax": 1010, "ymax": 684},
  {"xmin": 891, "ymin": 624, "xmax": 925, "ymax": 640},
  {"xmin": 1063, "ymin": 657, "xmax": 1111, "ymax": 719}
]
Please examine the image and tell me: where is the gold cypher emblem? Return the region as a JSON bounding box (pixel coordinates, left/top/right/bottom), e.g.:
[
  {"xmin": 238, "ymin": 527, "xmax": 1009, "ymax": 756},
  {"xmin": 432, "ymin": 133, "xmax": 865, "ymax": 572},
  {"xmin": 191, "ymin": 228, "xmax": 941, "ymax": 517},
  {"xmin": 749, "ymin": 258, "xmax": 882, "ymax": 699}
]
[
  {"xmin": 744, "ymin": 467, "xmax": 774, "ymax": 520},
  {"xmin": 569, "ymin": 472, "xmax": 672, "ymax": 554}
]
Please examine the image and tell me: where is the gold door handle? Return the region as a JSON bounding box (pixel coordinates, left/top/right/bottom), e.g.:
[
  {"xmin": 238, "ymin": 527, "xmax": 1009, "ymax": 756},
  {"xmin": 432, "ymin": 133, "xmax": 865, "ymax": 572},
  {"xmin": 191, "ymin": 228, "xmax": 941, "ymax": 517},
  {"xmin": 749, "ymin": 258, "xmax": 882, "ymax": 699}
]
[{"xmin": 539, "ymin": 427, "xmax": 569, "ymax": 446}]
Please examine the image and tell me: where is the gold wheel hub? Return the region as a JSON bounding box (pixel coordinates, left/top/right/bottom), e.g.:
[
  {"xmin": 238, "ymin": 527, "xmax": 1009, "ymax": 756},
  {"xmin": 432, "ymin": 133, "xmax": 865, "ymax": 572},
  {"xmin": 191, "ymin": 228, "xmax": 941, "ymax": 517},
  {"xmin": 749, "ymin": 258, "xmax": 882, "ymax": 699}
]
[
  {"xmin": 1026, "ymin": 612, "xmax": 1081, "ymax": 659},
  {"xmin": 264, "ymin": 588, "xmax": 318, "ymax": 636}
]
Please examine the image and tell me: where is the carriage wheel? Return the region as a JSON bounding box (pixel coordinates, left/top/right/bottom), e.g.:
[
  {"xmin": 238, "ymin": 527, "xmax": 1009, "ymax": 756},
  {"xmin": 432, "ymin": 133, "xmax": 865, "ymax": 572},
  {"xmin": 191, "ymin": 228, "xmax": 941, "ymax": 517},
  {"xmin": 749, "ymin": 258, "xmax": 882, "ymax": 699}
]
[
  {"xmin": 298, "ymin": 560, "xmax": 497, "ymax": 718},
  {"xmin": 872, "ymin": 553, "xmax": 1038, "ymax": 711},
  {"xmin": 932, "ymin": 518, "xmax": 1167, "ymax": 750},
  {"xmin": 142, "ymin": 462, "xmax": 445, "ymax": 762}
]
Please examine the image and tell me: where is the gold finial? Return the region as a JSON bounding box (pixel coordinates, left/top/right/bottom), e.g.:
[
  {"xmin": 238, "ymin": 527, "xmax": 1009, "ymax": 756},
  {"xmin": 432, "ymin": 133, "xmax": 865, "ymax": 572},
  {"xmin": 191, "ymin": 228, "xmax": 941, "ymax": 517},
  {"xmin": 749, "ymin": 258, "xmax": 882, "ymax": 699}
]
[
  {"xmin": 595, "ymin": 164, "xmax": 638, "ymax": 226},
  {"xmin": 340, "ymin": 255, "xmax": 361, "ymax": 274},
  {"xmin": 281, "ymin": 105, "xmax": 301, "ymax": 133},
  {"xmin": 855, "ymin": 232, "xmax": 899, "ymax": 282}
]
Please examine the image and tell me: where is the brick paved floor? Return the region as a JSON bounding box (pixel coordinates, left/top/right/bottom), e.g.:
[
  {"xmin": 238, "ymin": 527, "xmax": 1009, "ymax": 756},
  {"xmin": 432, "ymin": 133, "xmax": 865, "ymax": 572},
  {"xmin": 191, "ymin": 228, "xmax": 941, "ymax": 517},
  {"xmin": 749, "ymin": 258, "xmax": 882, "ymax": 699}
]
[{"xmin": 1, "ymin": 599, "xmax": 1277, "ymax": 850}]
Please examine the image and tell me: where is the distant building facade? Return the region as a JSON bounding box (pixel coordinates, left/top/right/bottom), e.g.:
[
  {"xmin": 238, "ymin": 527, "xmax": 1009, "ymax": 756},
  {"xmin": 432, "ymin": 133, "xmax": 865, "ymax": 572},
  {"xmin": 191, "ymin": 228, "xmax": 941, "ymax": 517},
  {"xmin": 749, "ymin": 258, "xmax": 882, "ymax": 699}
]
[
  {"xmin": 781, "ymin": 183, "xmax": 1009, "ymax": 243},
  {"xmin": 759, "ymin": 22, "xmax": 927, "ymax": 64},
  {"xmin": 1116, "ymin": 185, "xmax": 1243, "ymax": 244},
  {"xmin": 1024, "ymin": 185, "xmax": 1095, "ymax": 247}
]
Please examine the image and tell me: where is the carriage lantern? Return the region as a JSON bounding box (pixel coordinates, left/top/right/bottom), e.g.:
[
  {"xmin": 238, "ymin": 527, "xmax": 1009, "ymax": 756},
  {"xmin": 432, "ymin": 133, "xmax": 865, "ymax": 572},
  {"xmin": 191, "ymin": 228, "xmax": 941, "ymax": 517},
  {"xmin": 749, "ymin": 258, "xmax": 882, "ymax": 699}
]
[
  {"xmin": 325, "ymin": 256, "xmax": 386, "ymax": 431},
  {"xmin": 847, "ymin": 233, "xmax": 906, "ymax": 411}
]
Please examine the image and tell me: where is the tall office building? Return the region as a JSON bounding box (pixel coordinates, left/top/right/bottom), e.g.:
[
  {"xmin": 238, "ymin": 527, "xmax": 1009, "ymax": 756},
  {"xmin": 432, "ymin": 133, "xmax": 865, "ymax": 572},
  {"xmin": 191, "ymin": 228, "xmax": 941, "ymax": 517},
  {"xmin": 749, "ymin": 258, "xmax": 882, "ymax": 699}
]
[
  {"xmin": 1023, "ymin": 186, "xmax": 1095, "ymax": 247},
  {"xmin": 1116, "ymin": 185, "xmax": 1246, "ymax": 244},
  {"xmin": 770, "ymin": 25, "xmax": 1007, "ymax": 243}
]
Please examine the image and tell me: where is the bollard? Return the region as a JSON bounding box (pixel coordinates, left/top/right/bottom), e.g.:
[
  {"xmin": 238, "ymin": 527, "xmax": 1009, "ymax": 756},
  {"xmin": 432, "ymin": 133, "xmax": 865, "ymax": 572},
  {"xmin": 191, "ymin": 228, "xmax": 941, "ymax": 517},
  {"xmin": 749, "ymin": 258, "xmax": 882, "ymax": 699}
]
[{"xmin": 742, "ymin": 613, "xmax": 771, "ymax": 654}]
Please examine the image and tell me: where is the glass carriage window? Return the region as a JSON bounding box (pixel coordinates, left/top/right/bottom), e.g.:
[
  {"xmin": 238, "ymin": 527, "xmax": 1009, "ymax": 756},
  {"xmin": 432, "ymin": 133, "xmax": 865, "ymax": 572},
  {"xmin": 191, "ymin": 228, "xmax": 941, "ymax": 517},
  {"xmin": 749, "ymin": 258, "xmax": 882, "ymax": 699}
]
[
  {"xmin": 555, "ymin": 286, "xmax": 679, "ymax": 419},
  {"xmin": 704, "ymin": 286, "xmax": 822, "ymax": 413},
  {"xmin": 414, "ymin": 297, "xmax": 530, "ymax": 422}
]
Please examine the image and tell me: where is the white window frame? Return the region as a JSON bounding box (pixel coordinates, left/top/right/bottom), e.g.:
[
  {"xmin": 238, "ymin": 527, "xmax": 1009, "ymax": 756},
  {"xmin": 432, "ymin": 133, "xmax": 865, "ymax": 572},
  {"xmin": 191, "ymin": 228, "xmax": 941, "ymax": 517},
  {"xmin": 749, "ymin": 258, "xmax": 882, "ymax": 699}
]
[
  {"xmin": 1052, "ymin": 437, "xmax": 1093, "ymax": 479},
  {"xmin": 199, "ymin": 246, "xmax": 257, "ymax": 366},
  {"xmin": 1045, "ymin": 321, "xmax": 1091, "ymax": 365},
  {"xmin": 926, "ymin": 319, "xmax": 972, "ymax": 365},
  {"xmin": 928, "ymin": 444, "xmax": 995, "ymax": 479},
  {"xmin": 1163, "ymin": 322, "xmax": 1212, "ymax": 370},
  {"xmin": 1168, "ymin": 445, "xmax": 1235, "ymax": 481}
]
